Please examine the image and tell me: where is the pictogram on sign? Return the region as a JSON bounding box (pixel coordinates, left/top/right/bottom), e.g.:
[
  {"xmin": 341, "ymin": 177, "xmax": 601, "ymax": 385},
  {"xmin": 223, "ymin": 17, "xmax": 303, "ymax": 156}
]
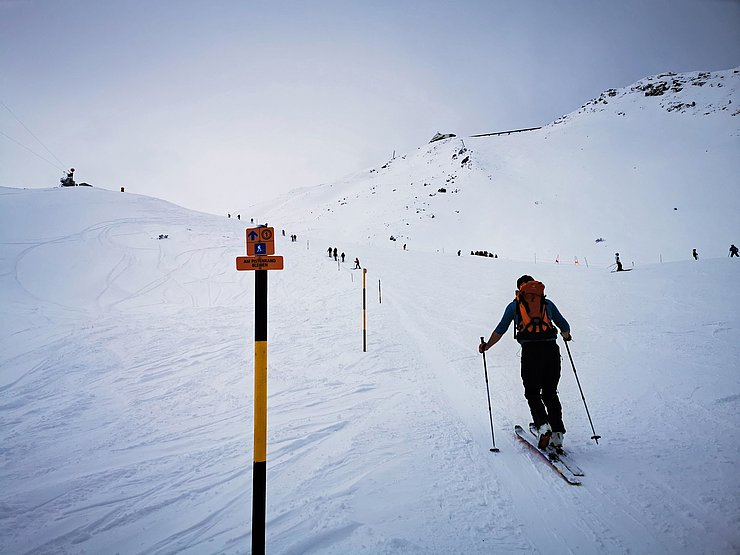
[{"xmin": 246, "ymin": 226, "xmax": 275, "ymax": 256}]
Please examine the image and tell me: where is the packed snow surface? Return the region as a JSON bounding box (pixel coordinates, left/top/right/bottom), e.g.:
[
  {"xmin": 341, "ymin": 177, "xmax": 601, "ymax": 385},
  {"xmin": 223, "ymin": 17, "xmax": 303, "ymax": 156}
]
[{"xmin": 1, "ymin": 185, "xmax": 738, "ymax": 554}]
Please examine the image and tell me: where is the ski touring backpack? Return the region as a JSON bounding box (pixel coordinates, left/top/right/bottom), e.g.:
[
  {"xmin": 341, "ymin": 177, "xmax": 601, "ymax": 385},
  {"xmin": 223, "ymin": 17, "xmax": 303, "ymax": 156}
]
[{"xmin": 514, "ymin": 280, "xmax": 557, "ymax": 341}]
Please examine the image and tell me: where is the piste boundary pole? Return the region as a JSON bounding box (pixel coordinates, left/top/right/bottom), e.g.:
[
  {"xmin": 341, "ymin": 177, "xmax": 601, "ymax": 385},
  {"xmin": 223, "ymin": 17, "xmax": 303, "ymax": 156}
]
[
  {"xmin": 362, "ymin": 269, "xmax": 367, "ymax": 352},
  {"xmin": 252, "ymin": 269, "xmax": 268, "ymax": 553}
]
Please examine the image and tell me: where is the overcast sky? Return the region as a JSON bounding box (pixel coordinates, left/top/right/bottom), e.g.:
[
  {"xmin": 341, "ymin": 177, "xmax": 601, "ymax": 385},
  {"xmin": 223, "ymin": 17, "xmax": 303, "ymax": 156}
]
[{"xmin": 1, "ymin": 0, "xmax": 738, "ymax": 215}]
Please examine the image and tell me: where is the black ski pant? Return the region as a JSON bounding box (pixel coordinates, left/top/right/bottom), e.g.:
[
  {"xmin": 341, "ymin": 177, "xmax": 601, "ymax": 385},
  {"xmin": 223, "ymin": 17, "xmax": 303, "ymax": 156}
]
[{"xmin": 520, "ymin": 340, "xmax": 565, "ymax": 434}]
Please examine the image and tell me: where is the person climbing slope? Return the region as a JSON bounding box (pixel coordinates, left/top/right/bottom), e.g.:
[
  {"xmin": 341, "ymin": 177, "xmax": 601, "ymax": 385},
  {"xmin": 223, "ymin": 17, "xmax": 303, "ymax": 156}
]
[{"xmin": 479, "ymin": 275, "xmax": 572, "ymax": 450}]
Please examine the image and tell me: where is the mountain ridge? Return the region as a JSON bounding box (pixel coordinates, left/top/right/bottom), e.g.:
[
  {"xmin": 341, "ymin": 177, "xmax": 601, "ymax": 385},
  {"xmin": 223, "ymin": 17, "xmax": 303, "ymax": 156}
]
[{"xmin": 252, "ymin": 67, "xmax": 739, "ymax": 266}]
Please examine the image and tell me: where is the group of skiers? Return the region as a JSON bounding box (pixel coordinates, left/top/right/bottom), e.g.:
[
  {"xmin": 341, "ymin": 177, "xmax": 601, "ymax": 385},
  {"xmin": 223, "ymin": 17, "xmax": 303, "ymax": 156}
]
[
  {"xmin": 687, "ymin": 245, "xmax": 740, "ymax": 261},
  {"xmin": 227, "ymin": 214, "xmax": 259, "ymax": 224},
  {"xmin": 327, "ymin": 247, "xmax": 361, "ymax": 269},
  {"xmin": 224, "ymin": 215, "xmax": 302, "ymax": 244},
  {"xmin": 695, "ymin": 246, "xmax": 740, "ymax": 259},
  {"xmin": 471, "ymin": 250, "xmax": 498, "ymax": 258},
  {"xmin": 619, "ymin": 246, "xmax": 739, "ymax": 265}
]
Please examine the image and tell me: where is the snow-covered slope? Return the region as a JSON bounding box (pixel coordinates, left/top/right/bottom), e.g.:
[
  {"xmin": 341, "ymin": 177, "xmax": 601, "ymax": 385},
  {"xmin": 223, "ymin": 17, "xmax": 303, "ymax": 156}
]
[
  {"xmin": 253, "ymin": 68, "xmax": 739, "ymax": 266},
  {"xmin": 1, "ymin": 183, "xmax": 739, "ymax": 554}
]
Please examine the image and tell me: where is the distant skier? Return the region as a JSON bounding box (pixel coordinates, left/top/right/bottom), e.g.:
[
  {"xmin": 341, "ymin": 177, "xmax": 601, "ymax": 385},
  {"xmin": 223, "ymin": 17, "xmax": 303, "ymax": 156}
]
[
  {"xmin": 692, "ymin": 248, "xmax": 699, "ymax": 260},
  {"xmin": 227, "ymin": 213, "xmax": 231, "ymax": 218},
  {"xmin": 328, "ymin": 247, "xmax": 333, "ymax": 257},
  {"xmin": 457, "ymin": 250, "xmax": 461, "ymax": 256},
  {"xmin": 730, "ymin": 244, "xmax": 739, "ymax": 258},
  {"xmin": 237, "ymin": 214, "xmax": 241, "ymax": 221},
  {"xmin": 479, "ymin": 275, "xmax": 572, "ymax": 450},
  {"xmin": 615, "ymin": 253, "xmax": 623, "ymax": 272},
  {"xmin": 333, "ymin": 248, "xmax": 338, "ymax": 261},
  {"xmin": 354, "ymin": 258, "xmax": 361, "ymax": 269},
  {"xmin": 341, "ymin": 252, "xmax": 345, "ymax": 262}
]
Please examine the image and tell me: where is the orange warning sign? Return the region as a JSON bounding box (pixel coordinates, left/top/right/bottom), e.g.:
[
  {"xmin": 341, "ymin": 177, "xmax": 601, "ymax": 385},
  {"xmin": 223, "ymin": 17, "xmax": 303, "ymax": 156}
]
[
  {"xmin": 236, "ymin": 256, "xmax": 284, "ymax": 271},
  {"xmin": 246, "ymin": 226, "xmax": 275, "ymax": 256}
]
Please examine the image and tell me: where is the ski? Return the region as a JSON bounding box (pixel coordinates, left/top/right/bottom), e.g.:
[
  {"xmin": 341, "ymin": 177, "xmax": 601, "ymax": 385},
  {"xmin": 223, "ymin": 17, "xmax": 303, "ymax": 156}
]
[
  {"xmin": 526, "ymin": 425, "xmax": 585, "ymax": 476},
  {"xmin": 514, "ymin": 425, "xmax": 581, "ymax": 485},
  {"xmin": 550, "ymin": 447, "xmax": 584, "ymax": 476}
]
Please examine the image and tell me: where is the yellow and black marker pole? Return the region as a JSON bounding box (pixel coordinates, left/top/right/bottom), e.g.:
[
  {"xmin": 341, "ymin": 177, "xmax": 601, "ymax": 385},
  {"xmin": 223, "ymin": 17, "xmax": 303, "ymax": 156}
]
[
  {"xmin": 362, "ymin": 268, "xmax": 367, "ymax": 352},
  {"xmin": 237, "ymin": 225, "xmax": 283, "ymax": 553},
  {"xmin": 253, "ymin": 269, "xmax": 268, "ymax": 554}
]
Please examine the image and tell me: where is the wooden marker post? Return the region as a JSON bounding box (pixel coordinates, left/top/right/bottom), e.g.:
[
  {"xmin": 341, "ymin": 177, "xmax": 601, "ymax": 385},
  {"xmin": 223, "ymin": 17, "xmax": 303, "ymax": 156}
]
[{"xmin": 235, "ymin": 226, "xmax": 284, "ymax": 555}]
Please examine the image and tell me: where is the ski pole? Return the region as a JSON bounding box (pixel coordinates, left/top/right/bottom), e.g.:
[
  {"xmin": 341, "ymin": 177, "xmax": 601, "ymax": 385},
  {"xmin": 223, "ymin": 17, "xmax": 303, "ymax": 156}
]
[
  {"xmin": 563, "ymin": 340, "xmax": 601, "ymax": 444},
  {"xmin": 480, "ymin": 337, "xmax": 500, "ymax": 452}
]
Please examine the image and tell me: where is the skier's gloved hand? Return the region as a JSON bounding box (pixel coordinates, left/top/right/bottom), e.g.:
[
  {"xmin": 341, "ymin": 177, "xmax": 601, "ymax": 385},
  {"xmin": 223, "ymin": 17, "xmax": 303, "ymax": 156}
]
[{"xmin": 561, "ymin": 331, "xmax": 573, "ymax": 342}]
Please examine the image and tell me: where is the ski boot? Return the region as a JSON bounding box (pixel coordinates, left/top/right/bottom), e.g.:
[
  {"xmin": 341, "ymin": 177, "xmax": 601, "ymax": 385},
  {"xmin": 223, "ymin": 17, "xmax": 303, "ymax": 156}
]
[{"xmin": 530, "ymin": 422, "xmax": 552, "ymax": 450}]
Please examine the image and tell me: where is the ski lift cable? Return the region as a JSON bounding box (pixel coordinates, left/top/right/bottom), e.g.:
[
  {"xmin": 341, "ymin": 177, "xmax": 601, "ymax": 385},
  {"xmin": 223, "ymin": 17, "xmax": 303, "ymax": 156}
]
[
  {"xmin": 0, "ymin": 129, "xmax": 66, "ymax": 171},
  {"xmin": 0, "ymin": 98, "xmax": 67, "ymax": 170}
]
